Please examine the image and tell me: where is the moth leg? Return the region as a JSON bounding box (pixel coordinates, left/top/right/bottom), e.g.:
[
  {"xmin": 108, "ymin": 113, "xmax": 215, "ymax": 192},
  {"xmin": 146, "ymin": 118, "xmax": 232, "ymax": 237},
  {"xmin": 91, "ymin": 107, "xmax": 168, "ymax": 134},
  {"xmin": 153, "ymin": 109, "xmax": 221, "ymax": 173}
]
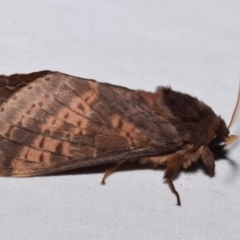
[
  {"xmin": 101, "ymin": 161, "xmax": 124, "ymax": 185},
  {"xmin": 200, "ymin": 145, "xmax": 215, "ymax": 176},
  {"xmin": 167, "ymin": 179, "xmax": 181, "ymax": 206},
  {"xmin": 164, "ymin": 153, "xmax": 182, "ymax": 206}
]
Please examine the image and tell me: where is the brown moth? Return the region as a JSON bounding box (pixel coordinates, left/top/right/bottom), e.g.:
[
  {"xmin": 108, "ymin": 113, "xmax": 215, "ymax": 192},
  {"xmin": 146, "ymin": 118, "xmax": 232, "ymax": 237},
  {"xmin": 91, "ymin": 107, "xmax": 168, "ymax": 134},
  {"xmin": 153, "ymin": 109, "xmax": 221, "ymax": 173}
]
[{"xmin": 0, "ymin": 71, "xmax": 238, "ymax": 205}]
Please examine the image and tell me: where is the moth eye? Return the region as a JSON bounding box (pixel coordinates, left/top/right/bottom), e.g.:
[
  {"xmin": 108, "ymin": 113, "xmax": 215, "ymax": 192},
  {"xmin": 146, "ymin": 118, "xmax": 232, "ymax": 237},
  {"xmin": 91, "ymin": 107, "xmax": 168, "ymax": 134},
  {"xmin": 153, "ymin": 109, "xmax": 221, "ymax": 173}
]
[{"xmin": 209, "ymin": 135, "xmax": 225, "ymax": 148}]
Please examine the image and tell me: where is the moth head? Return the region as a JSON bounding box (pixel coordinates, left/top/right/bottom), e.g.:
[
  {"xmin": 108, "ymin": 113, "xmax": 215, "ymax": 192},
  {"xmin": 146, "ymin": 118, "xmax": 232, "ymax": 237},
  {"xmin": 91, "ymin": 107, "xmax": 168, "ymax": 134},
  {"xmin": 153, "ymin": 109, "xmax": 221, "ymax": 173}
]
[
  {"xmin": 209, "ymin": 118, "xmax": 237, "ymax": 148},
  {"xmin": 210, "ymin": 83, "xmax": 240, "ymax": 148}
]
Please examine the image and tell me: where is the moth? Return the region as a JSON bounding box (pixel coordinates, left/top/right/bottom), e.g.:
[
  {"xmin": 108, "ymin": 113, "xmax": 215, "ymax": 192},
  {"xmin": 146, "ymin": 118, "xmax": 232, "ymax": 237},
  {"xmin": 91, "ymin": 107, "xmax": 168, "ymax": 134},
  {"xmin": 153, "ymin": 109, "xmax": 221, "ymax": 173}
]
[{"xmin": 0, "ymin": 71, "xmax": 238, "ymax": 205}]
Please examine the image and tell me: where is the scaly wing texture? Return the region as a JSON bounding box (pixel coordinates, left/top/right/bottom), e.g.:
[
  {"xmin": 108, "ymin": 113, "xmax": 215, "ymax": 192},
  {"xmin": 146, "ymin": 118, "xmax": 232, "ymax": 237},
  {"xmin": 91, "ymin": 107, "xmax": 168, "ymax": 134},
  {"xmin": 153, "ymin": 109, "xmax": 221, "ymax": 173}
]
[
  {"xmin": 0, "ymin": 71, "xmax": 54, "ymax": 105},
  {"xmin": 0, "ymin": 72, "xmax": 182, "ymax": 176}
]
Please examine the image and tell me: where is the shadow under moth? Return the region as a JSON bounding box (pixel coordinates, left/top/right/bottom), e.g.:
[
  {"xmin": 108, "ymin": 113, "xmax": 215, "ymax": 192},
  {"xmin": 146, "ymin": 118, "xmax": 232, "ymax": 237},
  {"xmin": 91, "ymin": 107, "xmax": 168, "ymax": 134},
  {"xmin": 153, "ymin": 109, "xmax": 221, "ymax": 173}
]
[{"xmin": 0, "ymin": 71, "xmax": 238, "ymax": 205}]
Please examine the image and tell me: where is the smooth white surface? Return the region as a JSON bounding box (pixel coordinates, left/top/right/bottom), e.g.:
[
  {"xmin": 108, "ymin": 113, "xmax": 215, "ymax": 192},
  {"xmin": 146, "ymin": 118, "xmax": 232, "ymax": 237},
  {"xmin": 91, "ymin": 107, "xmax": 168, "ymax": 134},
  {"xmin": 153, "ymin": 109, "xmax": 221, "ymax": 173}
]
[{"xmin": 1, "ymin": 1, "xmax": 240, "ymax": 239}]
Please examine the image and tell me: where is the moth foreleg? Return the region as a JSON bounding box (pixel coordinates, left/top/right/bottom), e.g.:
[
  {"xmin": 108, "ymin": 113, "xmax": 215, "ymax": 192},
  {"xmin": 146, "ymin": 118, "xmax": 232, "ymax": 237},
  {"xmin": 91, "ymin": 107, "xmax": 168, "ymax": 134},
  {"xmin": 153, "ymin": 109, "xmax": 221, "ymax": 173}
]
[{"xmin": 200, "ymin": 145, "xmax": 215, "ymax": 176}]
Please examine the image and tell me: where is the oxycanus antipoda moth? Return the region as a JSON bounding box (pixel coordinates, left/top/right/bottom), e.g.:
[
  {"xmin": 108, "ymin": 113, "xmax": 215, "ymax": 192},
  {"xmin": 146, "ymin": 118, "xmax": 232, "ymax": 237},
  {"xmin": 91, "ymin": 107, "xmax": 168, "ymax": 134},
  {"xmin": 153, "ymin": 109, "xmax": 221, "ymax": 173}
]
[{"xmin": 0, "ymin": 71, "xmax": 238, "ymax": 205}]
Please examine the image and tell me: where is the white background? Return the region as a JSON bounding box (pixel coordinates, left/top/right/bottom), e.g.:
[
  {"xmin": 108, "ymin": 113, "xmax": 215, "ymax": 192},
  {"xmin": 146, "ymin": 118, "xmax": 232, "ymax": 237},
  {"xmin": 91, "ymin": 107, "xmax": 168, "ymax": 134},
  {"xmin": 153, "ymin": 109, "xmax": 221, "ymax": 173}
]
[{"xmin": 1, "ymin": 1, "xmax": 240, "ymax": 239}]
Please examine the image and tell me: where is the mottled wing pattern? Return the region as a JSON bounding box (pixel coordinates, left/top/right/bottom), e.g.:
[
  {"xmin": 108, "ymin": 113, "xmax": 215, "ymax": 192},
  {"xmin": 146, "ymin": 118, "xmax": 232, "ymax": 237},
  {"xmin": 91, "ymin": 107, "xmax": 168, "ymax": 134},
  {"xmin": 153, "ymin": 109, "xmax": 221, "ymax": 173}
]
[
  {"xmin": 0, "ymin": 71, "xmax": 54, "ymax": 105},
  {"xmin": 0, "ymin": 72, "xmax": 182, "ymax": 176}
]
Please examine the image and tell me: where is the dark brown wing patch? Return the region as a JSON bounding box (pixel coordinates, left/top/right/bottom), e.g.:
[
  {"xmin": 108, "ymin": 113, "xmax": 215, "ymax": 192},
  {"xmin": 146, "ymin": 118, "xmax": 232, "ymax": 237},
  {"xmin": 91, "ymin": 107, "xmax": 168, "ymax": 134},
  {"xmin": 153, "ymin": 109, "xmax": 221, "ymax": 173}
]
[{"xmin": 0, "ymin": 72, "xmax": 182, "ymax": 176}]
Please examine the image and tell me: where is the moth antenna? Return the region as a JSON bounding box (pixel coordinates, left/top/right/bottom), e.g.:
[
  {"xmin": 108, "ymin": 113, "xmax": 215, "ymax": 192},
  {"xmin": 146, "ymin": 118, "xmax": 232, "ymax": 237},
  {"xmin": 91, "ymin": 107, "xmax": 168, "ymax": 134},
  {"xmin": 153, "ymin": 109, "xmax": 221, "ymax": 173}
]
[{"xmin": 228, "ymin": 78, "xmax": 240, "ymax": 129}]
